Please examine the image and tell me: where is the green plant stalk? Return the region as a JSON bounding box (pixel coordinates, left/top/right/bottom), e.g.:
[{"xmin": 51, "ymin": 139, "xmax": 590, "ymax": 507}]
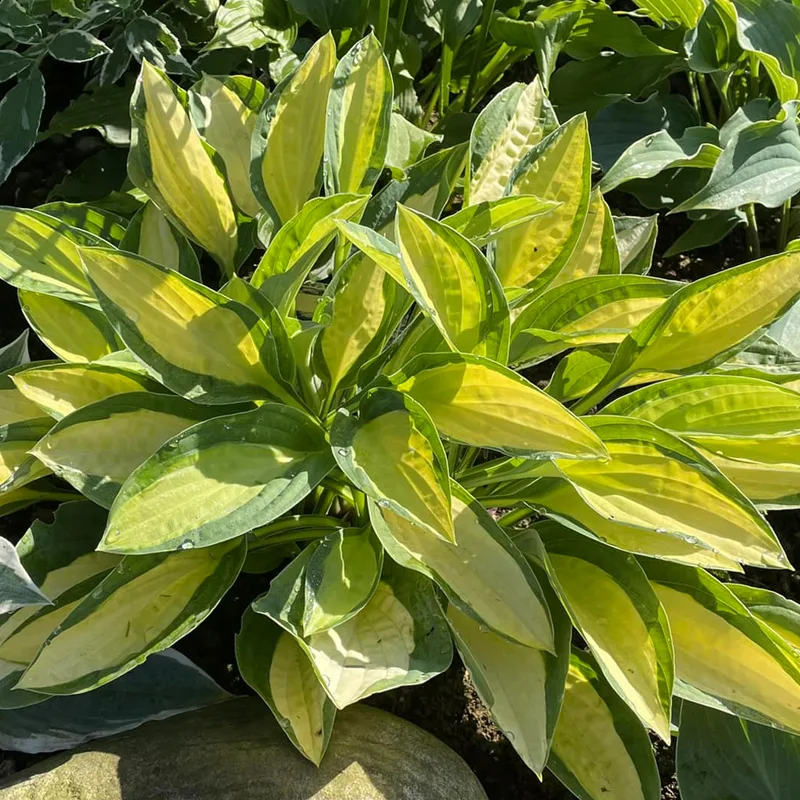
[
  {"xmin": 749, "ymin": 52, "xmax": 761, "ymax": 101},
  {"xmin": 697, "ymin": 74, "xmax": 717, "ymax": 126},
  {"xmin": 745, "ymin": 204, "xmax": 761, "ymax": 259},
  {"xmin": 440, "ymin": 40, "xmax": 454, "ymax": 116},
  {"xmin": 570, "ymin": 371, "xmax": 632, "ymax": 416},
  {"xmin": 387, "ymin": 0, "xmax": 409, "ymax": 70},
  {"xmin": 778, "ymin": 199, "xmax": 792, "ymax": 252},
  {"xmin": 421, "ymin": 84, "xmax": 441, "ymax": 127},
  {"xmin": 376, "ymin": 0, "xmax": 391, "ymax": 48},
  {"xmin": 499, "ymin": 505, "xmax": 535, "ymax": 528},
  {"xmin": 688, "ymin": 72, "xmax": 702, "ymax": 117},
  {"xmin": 464, "ymin": 0, "xmax": 496, "ymax": 112}
]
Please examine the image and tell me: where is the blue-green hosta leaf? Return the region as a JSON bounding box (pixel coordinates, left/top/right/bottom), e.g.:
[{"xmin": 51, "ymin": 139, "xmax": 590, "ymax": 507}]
[
  {"xmin": 261, "ymin": 563, "xmax": 452, "ymax": 709},
  {"xmin": 236, "ymin": 608, "xmax": 335, "ymax": 765},
  {"xmin": 663, "ymin": 210, "xmax": 746, "ymax": 257},
  {"xmin": 0, "ymin": 50, "xmax": 30, "ymax": 83},
  {"xmin": 538, "ymin": 522, "xmax": 673, "ymax": 742},
  {"xmin": 31, "ymin": 393, "xmax": 217, "ymax": 509},
  {"xmin": 0, "ymin": 68, "xmax": 44, "ymax": 186},
  {"xmin": 643, "ymin": 559, "xmax": 800, "ymax": 734},
  {"xmin": 44, "ymin": 85, "xmax": 132, "ymax": 148},
  {"xmin": 732, "ymin": 0, "xmax": 800, "ymax": 103},
  {"xmin": 685, "ymin": 0, "xmax": 741, "ymax": 72},
  {"xmin": 614, "ymin": 215, "xmax": 659, "ymax": 275},
  {"xmin": 418, "ymin": 0, "xmax": 482, "ymax": 47},
  {"xmin": 0, "ymin": 649, "xmax": 229, "ymax": 753},
  {"xmin": 99, "ymin": 404, "xmax": 332, "ymax": 553},
  {"xmin": 0, "ymin": 538, "xmax": 49, "ymax": 615},
  {"xmin": 81, "ymin": 247, "xmax": 298, "ymax": 406},
  {"xmin": 677, "ymin": 701, "xmax": 800, "ymax": 800},
  {"xmin": 251, "ymin": 34, "xmax": 336, "ymax": 226},
  {"xmin": 395, "ymin": 205, "xmax": 510, "ymax": 360},
  {"xmin": 128, "ymin": 61, "xmax": 237, "ymax": 274},
  {"xmin": 600, "ymin": 127, "xmax": 720, "ymax": 192},
  {"xmin": 331, "ymin": 387, "xmax": 454, "ymax": 542},
  {"xmin": 250, "ymin": 194, "xmax": 368, "ymax": 315},
  {"xmin": 0, "ymin": 331, "xmax": 29, "ymax": 375},
  {"xmin": 325, "ymin": 33, "xmax": 392, "ymax": 197},
  {"xmin": 287, "ymin": 0, "xmax": 366, "ymax": 31},
  {"xmin": 677, "ymin": 103, "xmax": 800, "ymax": 212},
  {"xmin": 547, "ymin": 649, "xmax": 661, "ymax": 800},
  {"xmin": 17, "ymin": 538, "xmax": 245, "ymax": 695}
]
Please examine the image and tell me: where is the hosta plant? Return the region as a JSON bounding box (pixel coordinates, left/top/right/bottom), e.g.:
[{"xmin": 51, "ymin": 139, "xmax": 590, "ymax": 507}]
[{"xmin": 2, "ymin": 37, "xmax": 800, "ymax": 800}]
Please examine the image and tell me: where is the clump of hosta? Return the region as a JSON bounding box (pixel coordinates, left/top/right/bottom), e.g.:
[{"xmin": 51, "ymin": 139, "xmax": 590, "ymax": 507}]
[{"xmin": 2, "ymin": 34, "xmax": 800, "ymax": 800}]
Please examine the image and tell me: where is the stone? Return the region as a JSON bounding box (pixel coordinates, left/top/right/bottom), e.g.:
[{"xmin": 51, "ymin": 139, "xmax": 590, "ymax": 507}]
[{"xmin": 0, "ymin": 698, "xmax": 488, "ymax": 800}]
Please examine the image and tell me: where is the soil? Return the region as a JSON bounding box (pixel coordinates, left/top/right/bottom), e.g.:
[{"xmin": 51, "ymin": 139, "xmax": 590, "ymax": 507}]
[{"xmin": 0, "ymin": 60, "xmax": 796, "ymax": 800}]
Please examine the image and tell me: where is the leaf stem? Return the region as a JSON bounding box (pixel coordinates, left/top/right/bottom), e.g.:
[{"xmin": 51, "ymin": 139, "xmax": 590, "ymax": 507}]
[
  {"xmin": 387, "ymin": 0, "xmax": 409, "ymax": 71},
  {"xmin": 570, "ymin": 371, "xmax": 629, "ymax": 416},
  {"xmin": 697, "ymin": 74, "xmax": 717, "ymax": 126},
  {"xmin": 440, "ymin": 40, "xmax": 454, "ymax": 116},
  {"xmin": 376, "ymin": 0, "xmax": 390, "ymax": 48},
  {"xmin": 778, "ymin": 199, "xmax": 792, "ymax": 252},
  {"xmin": 464, "ymin": 0, "xmax": 496, "ymax": 112},
  {"xmin": 421, "ymin": 84, "xmax": 441, "ymax": 128},
  {"xmin": 688, "ymin": 72, "xmax": 702, "ymax": 118},
  {"xmin": 745, "ymin": 204, "xmax": 761, "ymax": 259},
  {"xmin": 499, "ymin": 505, "xmax": 535, "ymax": 528}
]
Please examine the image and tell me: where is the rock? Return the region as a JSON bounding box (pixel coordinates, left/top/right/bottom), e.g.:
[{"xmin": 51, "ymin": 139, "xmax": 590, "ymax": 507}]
[{"xmin": 0, "ymin": 698, "xmax": 488, "ymax": 800}]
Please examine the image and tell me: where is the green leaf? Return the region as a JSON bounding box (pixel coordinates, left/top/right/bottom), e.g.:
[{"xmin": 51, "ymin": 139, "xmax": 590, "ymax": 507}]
[
  {"xmin": 206, "ymin": 0, "xmax": 293, "ymax": 51},
  {"xmin": 395, "ymin": 205, "xmax": 510, "ymax": 360},
  {"xmin": 538, "ymin": 522, "xmax": 673, "ymax": 741},
  {"xmin": 631, "ymin": 0, "xmax": 703, "ymax": 26},
  {"xmin": 684, "ymin": 0, "xmax": 741, "ymax": 72},
  {"xmin": 101, "ymin": 403, "xmax": 333, "ymax": 554},
  {"xmin": 128, "ymin": 61, "xmax": 237, "ymax": 275},
  {"xmin": 324, "ymin": 33, "xmax": 392, "ymax": 197},
  {"xmin": 313, "ymin": 252, "xmax": 408, "ymax": 395},
  {"xmin": 124, "ymin": 17, "xmax": 193, "ymax": 77},
  {"xmin": 510, "ymin": 274, "xmax": 679, "ymax": 367},
  {"xmin": 35, "ymin": 203, "xmax": 127, "ymax": 246},
  {"xmin": 250, "ymin": 193, "xmax": 367, "ymax": 315},
  {"xmin": 0, "ymin": 68, "xmax": 45, "ymax": 188},
  {"xmin": 469, "ymin": 77, "xmax": 550, "ymax": 201},
  {"xmin": 236, "ymin": 608, "xmax": 335, "ymax": 765},
  {"xmin": 443, "ymin": 196, "xmax": 560, "ymax": 247},
  {"xmin": 331, "ymin": 387, "xmax": 454, "ymax": 543},
  {"xmin": 385, "ymin": 112, "xmax": 440, "ymax": 178},
  {"xmin": 370, "ymin": 482, "xmax": 555, "ymax": 652},
  {"xmin": 120, "ymin": 202, "xmax": 201, "ymax": 281},
  {"xmin": 262, "ymin": 563, "xmax": 452, "ymax": 709},
  {"xmin": 302, "ymin": 527, "xmax": 383, "ymax": 636},
  {"xmin": 81, "ymin": 247, "xmax": 298, "ymax": 406},
  {"xmin": 604, "ymin": 374, "xmax": 800, "ymax": 509},
  {"xmin": 389, "ymin": 352, "xmax": 608, "ymax": 461},
  {"xmin": 614, "ymin": 215, "xmax": 659, "ymax": 275},
  {"xmin": 586, "ymin": 251, "xmax": 800, "ymax": 406},
  {"xmin": 445, "ymin": 584, "xmax": 569, "ymax": 777},
  {"xmin": 676, "ymin": 103, "xmax": 800, "ymax": 212},
  {"xmin": 19, "ymin": 290, "xmax": 119, "ymax": 364},
  {"xmin": 0, "ymin": 331, "xmax": 30, "ymax": 374},
  {"xmin": 31, "ymin": 392, "xmax": 217, "ymax": 509},
  {"xmin": 600, "ymin": 127, "xmax": 720, "ymax": 192},
  {"xmin": 17, "ymin": 538, "xmax": 245, "ymax": 694},
  {"xmin": 0, "ymin": 537, "xmax": 49, "ymax": 615},
  {"xmin": 494, "ymin": 115, "xmax": 592, "ymax": 292},
  {"xmin": 729, "ymin": 584, "xmax": 800, "ymax": 653},
  {"xmin": 547, "ymin": 649, "xmax": 661, "ymax": 800},
  {"xmin": 287, "ymin": 0, "xmax": 366, "ymax": 30},
  {"xmin": 12, "ymin": 362, "xmax": 161, "ymax": 421},
  {"xmin": 0, "ymin": 417, "xmax": 52, "ymax": 493},
  {"xmin": 48, "ymin": 30, "xmax": 110, "ymax": 63},
  {"xmin": 0, "ymin": 649, "xmax": 229, "ymax": 753},
  {"xmin": 193, "ymin": 76, "xmax": 263, "ymax": 218},
  {"xmin": 643, "ymin": 559, "xmax": 800, "ymax": 734},
  {"xmin": 0, "ymin": 50, "xmax": 30, "ymax": 83},
  {"xmin": 551, "ymin": 415, "xmax": 788, "ymax": 569},
  {"xmin": 677, "ymin": 701, "xmax": 800, "ymax": 800},
  {"xmin": 251, "ymin": 34, "xmax": 336, "ymax": 225}
]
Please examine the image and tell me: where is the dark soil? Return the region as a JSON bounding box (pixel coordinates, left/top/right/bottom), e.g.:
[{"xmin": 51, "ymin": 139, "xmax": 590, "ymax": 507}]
[{"xmin": 0, "ymin": 58, "xmax": 796, "ymax": 800}]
